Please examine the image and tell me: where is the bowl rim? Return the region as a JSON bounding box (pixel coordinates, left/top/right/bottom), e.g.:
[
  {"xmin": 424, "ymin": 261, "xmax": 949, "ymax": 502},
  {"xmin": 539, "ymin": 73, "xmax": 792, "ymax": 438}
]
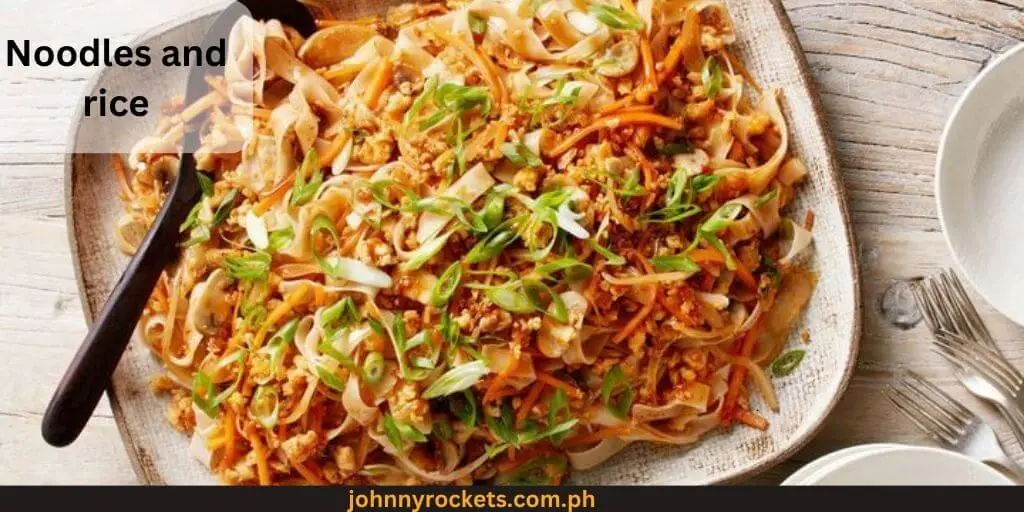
[
  {"xmin": 62, "ymin": 0, "xmax": 862, "ymax": 485},
  {"xmin": 935, "ymin": 42, "xmax": 1024, "ymax": 327}
]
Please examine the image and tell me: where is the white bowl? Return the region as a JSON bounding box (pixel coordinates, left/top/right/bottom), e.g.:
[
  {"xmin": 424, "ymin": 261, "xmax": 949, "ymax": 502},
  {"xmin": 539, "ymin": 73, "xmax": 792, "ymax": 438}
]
[
  {"xmin": 799, "ymin": 445, "xmax": 1014, "ymax": 486},
  {"xmin": 780, "ymin": 443, "xmax": 905, "ymax": 485},
  {"xmin": 937, "ymin": 43, "xmax": 1024, "ymax": 326}
]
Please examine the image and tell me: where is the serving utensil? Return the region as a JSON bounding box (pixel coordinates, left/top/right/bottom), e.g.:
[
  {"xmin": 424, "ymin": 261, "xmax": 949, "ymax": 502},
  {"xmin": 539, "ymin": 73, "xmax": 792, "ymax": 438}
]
[
  {"xmin": 41, "ymin": 0, "xmax": 316, "ymax": 447},
  {"xmin": 912, "ymin": 269, "xmax": 1024, "ymax": 449},
  {"xmin": 886, "ymin": 368, "xmax": 1024, "ymax": 481}
]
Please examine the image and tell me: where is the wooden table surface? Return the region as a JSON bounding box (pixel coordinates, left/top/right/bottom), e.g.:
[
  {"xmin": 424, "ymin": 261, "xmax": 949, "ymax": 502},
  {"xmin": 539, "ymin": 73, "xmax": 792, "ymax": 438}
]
[{"xmin": 1, "ymin": 0, "xmax": 1023, "ymax": 485}]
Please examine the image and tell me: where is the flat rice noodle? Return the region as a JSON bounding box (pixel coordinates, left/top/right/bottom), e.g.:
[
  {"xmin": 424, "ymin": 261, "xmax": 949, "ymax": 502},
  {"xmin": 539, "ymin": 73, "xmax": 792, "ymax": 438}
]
[
  {"xmin": 482, "ymin": 345, "xmax": 536, "ymax": 390},
  {"xmin": 538, "ymin": 291, "xmax": 588, "ymax": 358},
  {"xmin": 282, "ymin": 372, "xmax": 319, "ymax": 424},
  {"xmin": 298, "ymin": 22, "xmax": 378, "ymax": 68},
  {"xmin": 368, "ymin": 429, "xmax": 490, "ymax": 482},
  {"xmin": 602, "ymin": 271, "xmax": 696, "ymax": 286},
  {"xmin": 755, "ymin": 267, "xmax": 816, "ymax": 366},
  {"xmin": 778, "ymin": 157, "xmax": 808, "ymax": 186},
  {"xmin": 714, "ymin": 89, "xmax": 788, "ymax": 194},
  {"xmin": 729, "ymin": 194, "xmax": 781, "ymax": 237},
  {"xmin": 225, "ymin": 17, "xmax": 273, "ymax": 106},
  {"xmin": 463, "ymin": 0, "xmax": 610, "ymax": 63},
  {"xmin": 731, "ymin": 356, "xmax": 779, "ymax": 411},
  {"xmin": 567, "ymin": 437, "xmax": 630, "ymax": 470},
  {"xmin": 669, "ymin": 301, "xmax": 763, "ymax": 347},
  {"xmin": 778, "ymin": 218, "xmax": 813, "ymax": 267},
  {"xmin": 537, "ymin": 2, "xmax": 585, "ymax": 47},
  {"xmin": 343, "ymin": 373, "xmax": 380, "ymax": 426},
  {"xmin": 563, "ymin": 327, "xmax": 614, "ymax": 365},
  {"xmin": 417, "ymin": 163, "xmax": 495, "ymax": 243}
]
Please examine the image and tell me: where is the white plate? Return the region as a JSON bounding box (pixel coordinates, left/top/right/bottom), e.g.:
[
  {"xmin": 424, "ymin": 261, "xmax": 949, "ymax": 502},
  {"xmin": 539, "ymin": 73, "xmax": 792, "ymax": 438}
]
[
  {"xmin": 780, "ymin": 443, "xmax": 905, "ymax": 485},
  {"xmin": 937, "ymin": 43, "xmax": 1024, "ymax": 326},
  {"xmin": 799, "ymin": 445, "xmax": 1014, "ymax": 486}
]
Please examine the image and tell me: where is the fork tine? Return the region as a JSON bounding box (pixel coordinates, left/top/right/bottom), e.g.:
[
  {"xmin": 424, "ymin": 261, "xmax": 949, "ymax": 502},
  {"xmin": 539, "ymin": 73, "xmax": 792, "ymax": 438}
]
[
  {"xmin": 941, "ymin": 269, "xmax": 995, "ymax": 346},
  {"xmin": 911, "ymin": 280, "xmax": 942, "ymax": 332},
  {"xmin": 936, "ymin": 329, "xmax": 1023, "ymax": 387},
  {"xmin": 899, "ymin": 368, "xmax": 974, "ymax": 423},
  {"xmin": 897, "ymin": 370, "xmax": 966, "ymax": 430},
  {"xmin": 885, "ymin": 386, "xmax": 958, "ymax": 445},
  {"xmin": 934, "ymin": 332, "xmax": 1021, "ymax": 391},
  {"xmin": 933, "ymin": 341, "xmax": 1018, "ymax": 396}
]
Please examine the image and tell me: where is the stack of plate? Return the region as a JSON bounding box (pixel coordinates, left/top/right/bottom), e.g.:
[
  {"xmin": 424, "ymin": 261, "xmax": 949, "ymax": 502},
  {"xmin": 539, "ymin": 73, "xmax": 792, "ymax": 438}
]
[{"xmin": 781, "ymin": 444, "xmax": 1015, "ymax": 485}]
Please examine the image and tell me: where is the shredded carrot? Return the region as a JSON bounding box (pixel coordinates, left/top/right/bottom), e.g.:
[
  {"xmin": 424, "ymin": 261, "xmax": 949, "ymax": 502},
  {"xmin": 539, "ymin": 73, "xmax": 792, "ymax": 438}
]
[
  {"xmin": 804, "ymin": 210, "xmax": 816, "ymax": 231},
  {"xmin": 292, "ymin": 460, "xmax": 325, "ymax": 485},
  {"xmin": 736, "ymin": 410, "xmax": 769, "ymax": 431},
  {"xmin": 516, "ymin": 381, "xmax": 546, "ymax": 426},
  {"xmin": 679, "ymin": 9, "xmax": 705, "ymax": 74},
  {"xmin": 599, "ymin": 95, "xmax": 635, "ymax": 115},
  {"xmin": 362, "ymin": 58, "xmax": 393, "ymax": 110},
  {"xmin": 219, "ymin": 408, "xmax": 237, "ymax": 470},
  {"xmin": 535, "ymin": 372, "xmax": 582, "ymax": 398},
  {"xmin": 320, "ymin": 132, "xmax": 351, "ymax": 167},
  {"xmin": 252, "ymin": 283, "xmax": 311, "ymax": 349},
  {"xmin": 253, "ymin": 178, "xmax": 293, "ymax": 215},
  {"xmin": 112, "ymin": 154, "xmax": 134, "ymax": 200},
  {"xmin": 493, "ymin": 120, "xmax": 509, "ymax": 153},
  {"xmin": 611, "ymin": 252, "xmax": 658, "ymax": 345},
  {"xmin": 688, "ymin": 248, "xmax": 725, "ymax": 264},
  {"xmin": 722, "ymin": 317, "xmax": 764, "ymax": 423},
  {"xmin": 563, "ymin": 426, "xmax": 631, "ymax": 448},
  {"xmin": 549, "ymin": 112, "xmax": 683, "ymax": 157},
  {"xmin": 638, "ymin": 37, "xmax": 658, "ymax": 101},
  {"xmin": 616, "ymin": 104, "xmax": 655, "ymax": 114},
  {"xmin": 248, "ymin": 429, "xmax": 272, "ymax": 486},
  {"xmin": 483, "ymin": 347, "xmax": 520, "ymax": 403},
  {"xmin": 732, "ymin": 255, "xmax": 758, "ymax": 290},
  {"xmin": 431, "ymin": 26, "xmax": 507, "ymax": 107},
  {"xmin": 322, "ymin": 62, "xmax": 365, "ymax": 82}
]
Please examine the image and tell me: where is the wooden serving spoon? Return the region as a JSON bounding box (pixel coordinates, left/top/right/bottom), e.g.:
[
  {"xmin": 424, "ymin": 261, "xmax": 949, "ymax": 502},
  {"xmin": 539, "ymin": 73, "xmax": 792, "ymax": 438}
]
[{"xmin": 42, "ymin": 0, "xmax": 316, "ymax": 447}]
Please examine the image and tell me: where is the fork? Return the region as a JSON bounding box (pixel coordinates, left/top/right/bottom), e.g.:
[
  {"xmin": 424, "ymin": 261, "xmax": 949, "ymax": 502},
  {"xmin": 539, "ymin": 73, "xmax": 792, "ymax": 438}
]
[
  {"xmin": 912, "ymin": 269, "xmax": 1024, "ymax": 448},
  {"xmin": 886, "ymin": 369, "xmax": 1024, "ymax": 480},
  {"xmin": 934, "ymin": 330, "xmax": 1024, "ymax": 419}
]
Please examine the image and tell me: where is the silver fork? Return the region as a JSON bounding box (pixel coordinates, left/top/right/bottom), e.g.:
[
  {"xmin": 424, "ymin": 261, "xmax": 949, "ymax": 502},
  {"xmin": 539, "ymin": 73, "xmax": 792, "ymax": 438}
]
[
  {"xmin": 935, "ymin": 330, "xmax": 1024, "ymax": 416},
  {"xmin": 886, "ymin": 368, "xmax": 1024, "ymax": 480},
  {"xmin": 913, "ymin": 269, "xmax": 1024, "ymax": 448}
]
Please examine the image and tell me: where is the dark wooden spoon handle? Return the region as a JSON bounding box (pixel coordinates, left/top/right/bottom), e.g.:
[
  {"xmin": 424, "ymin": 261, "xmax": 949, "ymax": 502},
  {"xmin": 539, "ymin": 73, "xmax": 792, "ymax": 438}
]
[{"xmin": 41, "ymin": 156, "xmax": 200, "ymax": 447}]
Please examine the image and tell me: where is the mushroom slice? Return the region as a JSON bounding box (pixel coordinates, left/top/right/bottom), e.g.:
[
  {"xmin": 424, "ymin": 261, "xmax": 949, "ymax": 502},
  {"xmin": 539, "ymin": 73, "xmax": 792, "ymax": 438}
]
[
  {"xmin": 594, "ymin": 40, "xmax": 639, "ymax": 77},
  {"xmin": 298, "ymin": 23, "xmax": 378, "ymax": 68},
  {"xmin": 537, "ymin": 291, "xmax": 588, "ymax": 359}
]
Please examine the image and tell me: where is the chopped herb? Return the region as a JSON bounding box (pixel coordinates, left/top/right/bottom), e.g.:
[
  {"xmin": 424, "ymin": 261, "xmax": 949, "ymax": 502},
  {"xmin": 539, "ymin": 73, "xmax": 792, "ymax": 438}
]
[
  {"xmin": 266, "ymin": 226, "xmax": 294, "ymax": 253},
  {"xmin": 449, "ymin": 389, "xmax": 478, "ymax": 427},
  {"xmin": 601, "ymin": 365, "xmax": 634, "ymax": 419},
  {"xmin": 651, "ymin": 254, "xmax": 700, "ymax": 273},
  {"xmin": 501, "ymin": 141, "xmax": 543, "ymax": 168},
  {"xmin": 468, "ymin": 13, "xmax": 488, "ymax": 35},
  {"xmin": 290, "ymin": 149, "xmax": 322, "ymax": 207},
  {"xmin": 701, "ymin": 57, "xmax": 723, "ymax": 100},
  {"xmin": 756, "ymin": 188, "xmax": 779, "ymax": 207},
  {"xmin": 772, "ymin": 350, "xmax": 806, "ymax": 377},
  {"xmin": 589, "ymin": 241, "xmax": 626, "ymax": 266},
  {"xmin": 222, "ymin": 251, "xmax": 271, "ymax": 281},
  {"xmin": 196, "ymin": 171, "xmax": 214, "ymax": 197},
  {"xmin": 430, "ymin": 261, "xmax": 463, "ymax": 307},
  {"xmin": 589, "ymin": 3, "xmax": 645, "ymax": 31}
]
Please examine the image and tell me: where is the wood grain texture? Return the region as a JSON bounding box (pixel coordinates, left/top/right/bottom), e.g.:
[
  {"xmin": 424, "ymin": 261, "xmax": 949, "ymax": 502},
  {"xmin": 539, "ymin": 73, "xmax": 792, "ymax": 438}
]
[{"xmin": 1, "ymin": 0, "xmax": 1023, "ymax": 485}]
